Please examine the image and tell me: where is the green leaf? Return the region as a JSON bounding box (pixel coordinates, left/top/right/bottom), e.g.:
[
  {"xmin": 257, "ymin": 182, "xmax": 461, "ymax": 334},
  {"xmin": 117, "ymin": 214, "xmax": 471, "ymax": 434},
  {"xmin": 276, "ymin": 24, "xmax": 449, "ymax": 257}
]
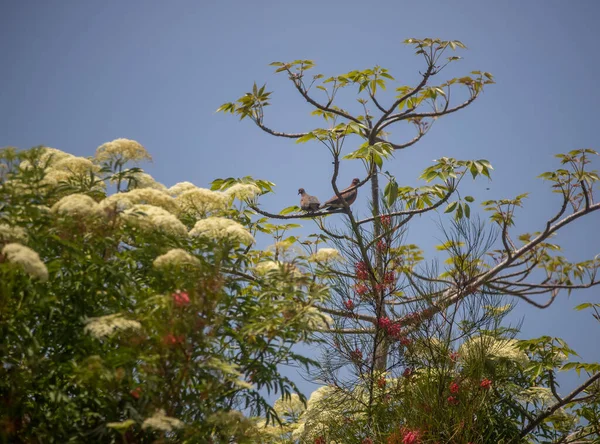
[
  {"xmin": 464, "ymin": 196, "xmax": 475, "ymax": 203},
  {"xmin": 279, "ymin": 206, "xmax": 300, "ymax": 215},
  {"xmin": 444, "ymin": 201, "xmax": 458, "ymax": 213}
]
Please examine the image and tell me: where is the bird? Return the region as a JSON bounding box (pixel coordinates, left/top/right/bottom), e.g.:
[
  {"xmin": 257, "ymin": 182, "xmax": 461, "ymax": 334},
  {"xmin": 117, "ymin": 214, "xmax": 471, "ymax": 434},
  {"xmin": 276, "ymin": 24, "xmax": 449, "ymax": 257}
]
[
  {"xmin": 298, "ymin": 188, "xmax": 321, "ymax": 212},
  {"xmin": 320, "ymin": 178, "xmax": 360, "ymax": 210}
]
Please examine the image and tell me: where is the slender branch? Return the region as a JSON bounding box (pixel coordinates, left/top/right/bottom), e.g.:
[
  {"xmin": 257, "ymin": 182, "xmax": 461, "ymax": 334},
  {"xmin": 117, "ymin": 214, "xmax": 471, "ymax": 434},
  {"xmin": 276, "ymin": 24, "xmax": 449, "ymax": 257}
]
[
  {"xmin": 249, "ymin": 205, "xmax": 344, "ymax": 220},
  {"xmin": 519, "ymin": 371, "xmax": 600, "ymax": 438},
  {"xmin": 291, "ymin": 78, "xmax": 362, "ymax": 124},
  {"xmin": 254, "ymin": 121, "xmax": 308, "ymax": 139}
]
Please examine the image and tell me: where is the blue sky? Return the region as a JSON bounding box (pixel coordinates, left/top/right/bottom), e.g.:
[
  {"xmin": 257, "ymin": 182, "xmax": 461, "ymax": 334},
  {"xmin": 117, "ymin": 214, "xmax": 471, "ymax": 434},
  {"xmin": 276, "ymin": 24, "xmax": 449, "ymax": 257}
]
[{"xmin": 2, "ymin": 0, "xmax": 599, "ymax": 397}]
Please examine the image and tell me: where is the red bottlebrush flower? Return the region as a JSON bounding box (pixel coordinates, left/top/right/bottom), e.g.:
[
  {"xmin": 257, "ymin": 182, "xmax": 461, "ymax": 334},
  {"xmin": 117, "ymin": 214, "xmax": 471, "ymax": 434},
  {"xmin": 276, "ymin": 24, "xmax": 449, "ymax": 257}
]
[
  {"xmin": 130, "ymin": 386, "xmax": 142, "ymax": 399},
  {"xmin": 375, "ymin": 283, "xmax": 387, "ymax": 293},
  {"xmin": 172, "ymin": 291, "xmax": 190, "ymax": 307},
  {"xmin": 399, "ymin": 336, "xmax": 411, "ymax": 346},
  {"xmin": 362, "ymin": 438, "xmax": 374, "ymax": 444},
  {"xmin": 447, "ymin": 395, "xmax": 459, "ymax": 405},
  {"xmin": 377, "ymin": 240, "xmax": 387, "ymax": 253},
  {"xmin": 449, "ymin": 381, "xmax": 460, "ymax": 394},
  {"xmin": 384, "ymin": 271, "xmax": 396, "ymax": 285},
  {"xmin": 377, "ymin": 376, "xmax": 387, "ymax": 388},
  {"xmin": 480, "ymin": 378, "xmax": 492, "ymax": 390},
  {"xmin": 402, "ymin": 429, "xmax": 421, "ymax": 444},
  {"xmin": 162, "ymin": 333, "xmax": 184, "ymax": 346},
  {"xmin": 355, "ymin": 261, "xmax": 369, "ymax": 280},
  {"xmin": 344, "ymin": 299, "xmax": 355, "ymax": 311},
  {"xmin": 314, "ymin": 437, "xmax": 326, "ymax": 444},
  {"xmin": 355, "ymin": 283, "xmax": 369, "ymax": 296},
  {"xmin": 381, "ymin": 215, "xmax": 391, "ymax": 227},
  {"xmin": 350, "ymin": 348, "xmax": 363, "ymax": 362},
  {"xmin": 449, "ymin": 351, "xmax": 459, "ymax": 363},
  {"xmin": 402, "ymin": 367, "xmax": 413, "ymax": 378}
]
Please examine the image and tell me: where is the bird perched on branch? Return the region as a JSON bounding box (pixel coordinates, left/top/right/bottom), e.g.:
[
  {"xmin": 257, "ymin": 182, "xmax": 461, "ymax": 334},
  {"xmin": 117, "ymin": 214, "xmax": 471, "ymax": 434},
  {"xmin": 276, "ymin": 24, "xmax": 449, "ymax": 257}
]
[
  {"xmin": 320, "ymin": 178, "xmax": 360, "ymax": 210},
  {"xmin": 298, "ymin": 188, "xmax": 320, "ymax": 212}
]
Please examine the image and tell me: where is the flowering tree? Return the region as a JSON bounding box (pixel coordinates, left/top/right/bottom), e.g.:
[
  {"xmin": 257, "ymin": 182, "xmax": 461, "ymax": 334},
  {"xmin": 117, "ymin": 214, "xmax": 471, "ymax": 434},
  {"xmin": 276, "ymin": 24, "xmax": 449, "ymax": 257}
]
[
  {"xmin": 0, "ymin": 141, "xmax": 331, "ymax": 442},
  {"xmin": 218, "ymin": 38, "xmax": 600, "ymax": 442}
]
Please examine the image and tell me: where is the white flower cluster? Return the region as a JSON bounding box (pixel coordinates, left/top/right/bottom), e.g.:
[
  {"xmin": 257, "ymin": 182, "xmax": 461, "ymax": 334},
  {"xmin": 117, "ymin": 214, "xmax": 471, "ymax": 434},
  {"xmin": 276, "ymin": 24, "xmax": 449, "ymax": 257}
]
[
  {"xmin": 254, "ymin": 261, "xmax": 281, "ymax": 274},
  {"xmin": 122, "ymin": 204, "xmax": 187, "ymax": 237},
  {"xmin": 51, "ymin": 194, "xmax": 101, "ymax": 217},
  {"xmin": 274, "ymin": 393, "xmax": 305, "ymax": 419},
  {"xmin": 167, "ymin": 181, "xmax": 197, "ymax": 197},
  {"xmin": 304, "ymin": 307, "xmax": 333, "ymax": 330},
  {"xmin": 176, "ymin": 188, "xmax": 229, "ymax": 216},
  {"xmin": 2, "ymin": 243, "xmax": 48, "ymax": 281},
  {"xmin": 310, "ymin": 248, "xmax": 341, "ymax": 262},
  {"xmin": 0, "ymin": 224, "xmax": 28, "ymax": 243},
  {"xmin": 153, "ymin": 249, "xmax": 201, "ymax": 269},
  {"xmin": 459, "ymin": 335, "xmax": 529, "ymax": 366},
  {"xmin": 20, "ymin": 147, "xmax": 102, "ymax": 188},
  {"xmin": 225, "ymin": 183, "xmax": 261, "ymax": 201},
  {"xmin": 189, "ymin": 217, "xmax": 254, "ymax": 245},
  {"xmin": 100, "ymin": 188, "xmax": 178, "ymax": 214},
  {"xmin": 95, "ymin": 138, "xmax": 152, "ymax": 163},
  {"xmin": 123, "ymin": 170, "xmax": 167, "ymax": 191},
  {"xmin": 142, "ymin": 409, "xmax": 184, "ymax": 432},
  {"xmin": 84, "ymin": 313, "xmax": 141, "ymax": 339}
]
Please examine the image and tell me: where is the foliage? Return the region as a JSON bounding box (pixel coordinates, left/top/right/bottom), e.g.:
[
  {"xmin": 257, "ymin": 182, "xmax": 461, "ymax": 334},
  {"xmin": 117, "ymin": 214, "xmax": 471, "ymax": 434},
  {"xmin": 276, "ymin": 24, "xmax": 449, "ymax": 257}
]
[
  {"xmin": 0, "ymin": 143, "xmax": 327, "ymax": 443},
  {"xmin": 219, "ymin": 38, "xmax": 600, "ymax": 443}
]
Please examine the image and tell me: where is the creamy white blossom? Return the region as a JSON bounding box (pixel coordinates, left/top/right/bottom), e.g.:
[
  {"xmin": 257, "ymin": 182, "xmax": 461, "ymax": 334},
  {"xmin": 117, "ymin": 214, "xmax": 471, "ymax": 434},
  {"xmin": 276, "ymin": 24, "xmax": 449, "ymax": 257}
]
[
  {"xmin": 254, "ymin": 261, "xmax": 281, "ymax": 274},
  {"xmin": 0, "ymin": 224, "xmax": 28, "ymax": 243},
  {"xmin": 51, "ymin": 194, "xmax": 101, "ymax": 217},
  {"xmin": 153, "ymin": 249, "xmax": 201, "ymax": 269},
  {"xmin": 100, "ymin": 189, "xmax": 177, "ymax": 214},
  {"xmin": 84, "ymin": 313, "xmax": 141, "ymax": 338},
  {"xmin": 125, "ymin": 170, "xmax": 167, "ymax": 191},
  {"xmin": 122, "ymin": 204, "xmax": 187, "ymax": 237},
  {"xmin": 225, "ymin": 183, "xmax": 261, "ymax": 201},
  {"xmin": 310, "ymin": 248, "xmax": 341, "ymax": 262},
  {"xmin": 95, "ymin": 138, "xmax": 151, "ymax": 163},
  {"xmin": 176, "ymin": 188, "xmax": 229, "ymax": 216},
  {"xmin": 459, "ymin": 335, "xmax": 529, "ymax": 366},
  {"xmin": 142, "ymin": 409, "xmax": 184, "ymax": 432},
  {"xmin": 304, "ymin": 307, "xmax": 333, "ymax": 330},
  {"xmin": 2, "ymin": 243, "xmax": 48, "ymax": 281},
  {"xmin": 167, "ymin": 181, "xmax": 198, "ymax": 197},
  {"xmin": 274, "ymin": 393, "xmax": 305, "ymax": 419},
  {"xmin": 189, "ymin": 217, "xmax": 254, "ymax": 245}
]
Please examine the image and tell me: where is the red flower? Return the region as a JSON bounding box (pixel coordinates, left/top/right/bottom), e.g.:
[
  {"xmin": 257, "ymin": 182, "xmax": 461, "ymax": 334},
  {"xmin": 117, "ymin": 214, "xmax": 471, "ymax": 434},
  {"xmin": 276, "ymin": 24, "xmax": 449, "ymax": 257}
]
[
  {"xmin": 449, "ymin": 381, "xmax": 460, "ymax": 394},
  {"xmin": 384, "ymin": 271, "xmax": 396, "ymax": 285},
  {"xmin": 377, "ymin": 376, "xmax": 387, "ymax": 388},
  {"xmin": 344, "ymin": 299, "xmax": 355, "ymax": 311},
  {"xmin": 314, "ymin": 437, "xmax": 325, "ymax": 444},
  {"xmin": 363, "ymin": 438, "xmax": 374, "ymax": 444},
  {"xmin": 130, "ymin": 386, "xmax": 142, "ymax": 399},
  {"xmin": 377, "ymin": 240, "xmax": 387, "ymax": 253},
  {"xmin": 163, "ymin": 333, "xmax": 184, "ymax": 346},
  {"xmin": 172, "ymin": 291, "xmax": 190, "ymax": 307},
  {"xmin": 355, "ymin": 261, "xmax": 369, "ymax": 280},
  {"xmin": 399, "ymin": 337, "xmax": 411, "ymax": 346},
  {"xmin": 480, "ymin": 378, "xmax": 492, "ymax": 390},
  {"xmin": 350, "ymin": 348, "xmax": 363, "ymax": 362},
  {"xmin": 447, "ymin": 395, "xmax": 459, "ymax": 405},
  {"xmin": 449, "ymin": 351, "xmax": 459, "ymax": 363},
  {"xmin": 403, "ymin": 367, "xmax": 413, "ymax": 378},
  {"xmin": 381, "ymin": 215, "xmax": 391, "ymax": 227},
  {"xmin": 355, "ymin": 283, "xmax": 369, "ymax": 296},
  {"xmin": 402, "ymin": 429, "xmax": 421, "ymax": 444}
]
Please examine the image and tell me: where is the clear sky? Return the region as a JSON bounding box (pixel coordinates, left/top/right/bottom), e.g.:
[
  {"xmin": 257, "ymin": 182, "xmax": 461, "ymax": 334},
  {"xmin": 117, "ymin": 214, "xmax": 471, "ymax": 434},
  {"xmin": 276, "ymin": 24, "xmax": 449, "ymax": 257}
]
[{"xmin": 2, "ymin": 0, "xmax": 599, "ymax": 397}]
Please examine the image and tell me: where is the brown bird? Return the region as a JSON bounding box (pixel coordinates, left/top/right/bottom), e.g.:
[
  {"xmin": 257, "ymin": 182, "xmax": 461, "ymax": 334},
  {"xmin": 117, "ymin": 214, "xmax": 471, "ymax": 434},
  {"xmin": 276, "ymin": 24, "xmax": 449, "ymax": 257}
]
[
  {"xmin": 298, "ymin": 188, "xmax": 321, "ymax": 212},
  {"xmin": 320, "ymin": 178, "xmax": 360, "ymax": 210}
]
